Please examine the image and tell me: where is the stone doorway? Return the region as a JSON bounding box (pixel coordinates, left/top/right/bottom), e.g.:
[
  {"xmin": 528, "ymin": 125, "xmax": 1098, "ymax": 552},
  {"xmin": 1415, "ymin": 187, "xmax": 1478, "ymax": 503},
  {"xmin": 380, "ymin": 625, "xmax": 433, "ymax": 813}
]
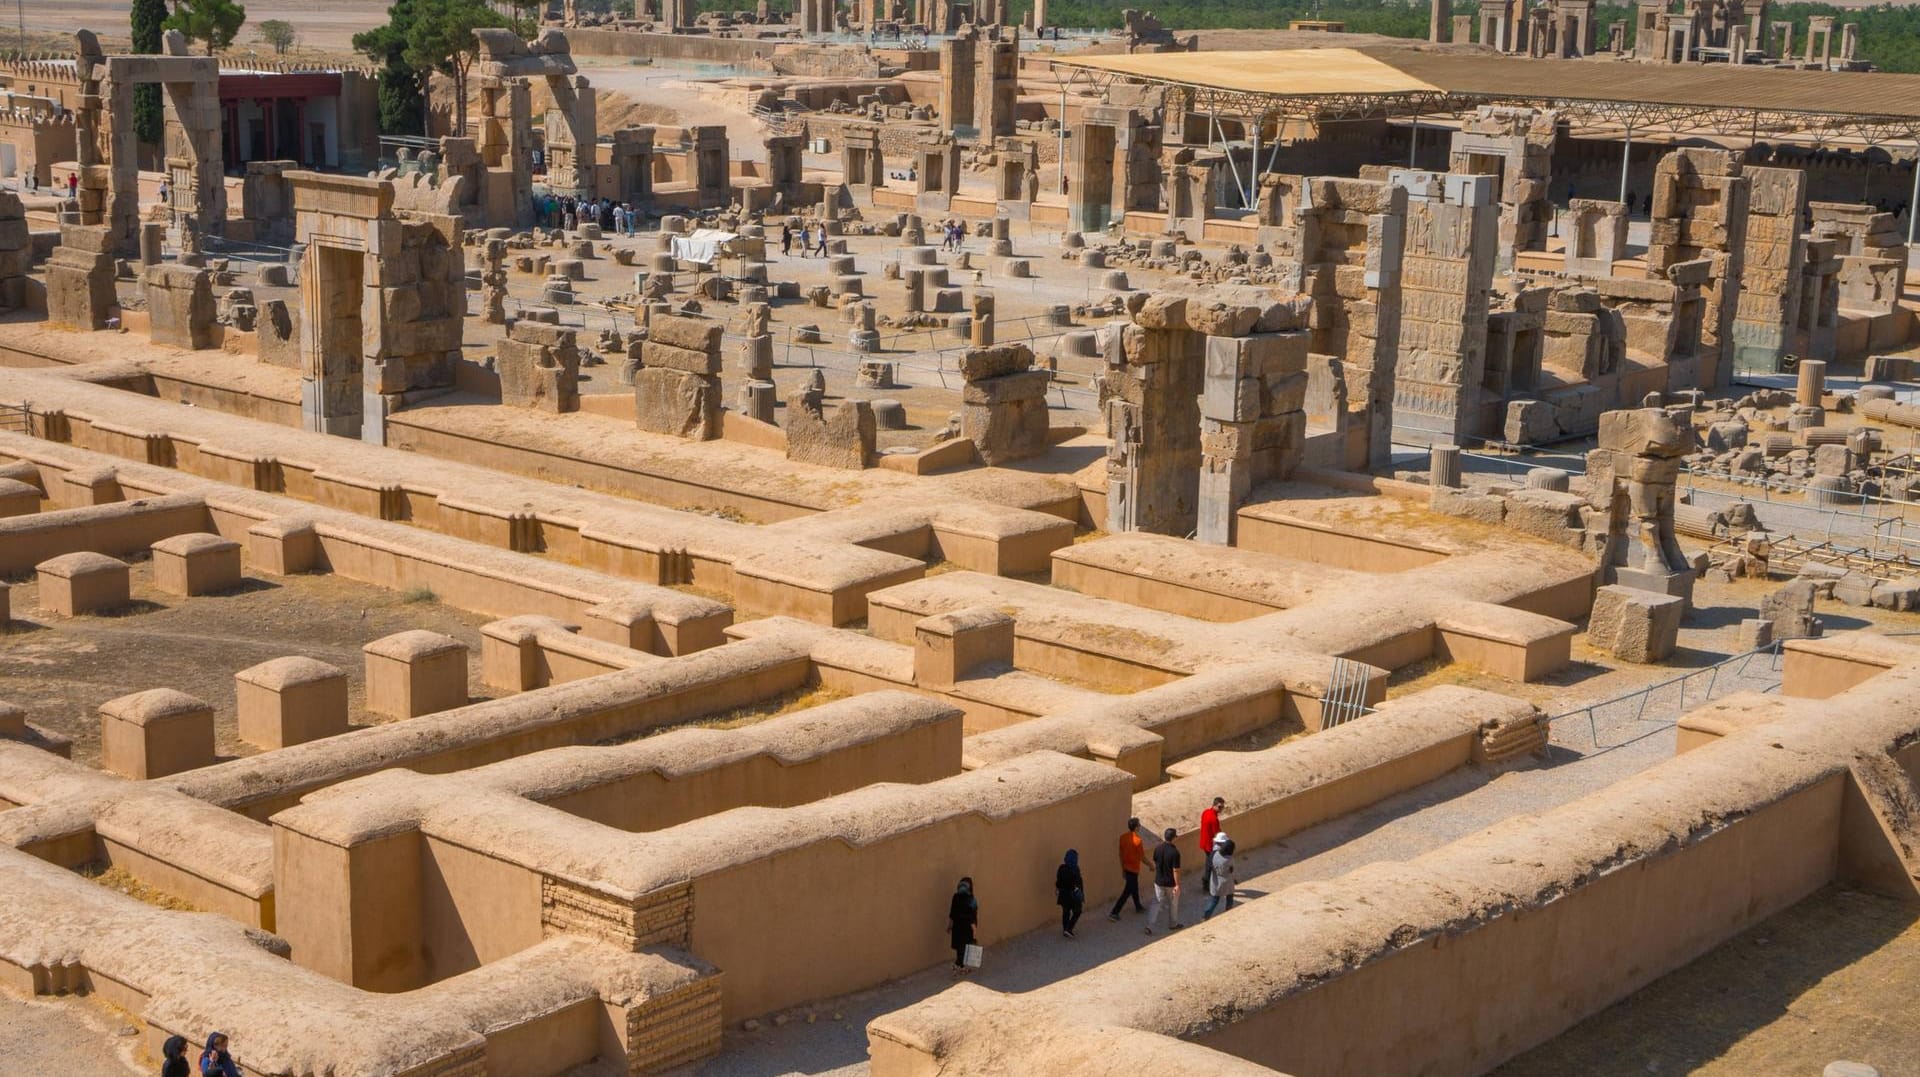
[{"xmin": 305, "ymin": 243, "xmax": 365, "ymax": 438}]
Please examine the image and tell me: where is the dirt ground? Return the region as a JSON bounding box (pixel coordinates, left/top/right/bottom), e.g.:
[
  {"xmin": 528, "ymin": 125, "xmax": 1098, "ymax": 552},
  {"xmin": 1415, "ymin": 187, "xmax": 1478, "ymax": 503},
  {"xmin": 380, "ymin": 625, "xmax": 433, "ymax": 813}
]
[
  {"xmin": 24, "ymin": 0, "xmax": 391, "ymax": 55},
  {"xmin": 1494, "ymin": 887, "xmax": 1920, "ymax": 1077},
  {"xmin": 0, "ymin": 560, "xmax": 490, "ymax": 767},
  {"xmin": 0, "ymin": 993, "xmax": 145, "ymax": 1075}
]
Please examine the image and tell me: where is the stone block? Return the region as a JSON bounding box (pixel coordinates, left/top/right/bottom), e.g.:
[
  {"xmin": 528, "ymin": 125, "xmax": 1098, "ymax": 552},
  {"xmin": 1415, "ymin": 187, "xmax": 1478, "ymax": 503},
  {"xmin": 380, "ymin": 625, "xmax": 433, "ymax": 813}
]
[
  {"xmin": 913, "ymin": 606, "xmax": 1015, "ymax": 687},
  {"xmin": 150, "ymin": 532, "xmax": 243, "ymax": 596},
  {"xmin": 144, "ymin": 264, "xmax": 217, "ymax": 350},
  {"xmin": 1833, "ymin": 571, "xmax": 1877, "ymax": 607},
  {"xmin": 634, "ymin": 367, "xmax": 721, "ymax": 440},
  {"xmin": 1587, "ymin": 584, "xmax": 1684, "ymax": 663},
  {"xmin": 1735, "ymin": 618, "xmax": 1773, "ymax": 651},
  {"xmin": 640, "ymin": 340, "xmax": 721, "ymax": 376},
  {"xmin": 236, "ymin": 656, "xmax": 350, "ymax": 749},
  {"xmin": 786, "ymin": 399, "xmax": 875, "ymax": 470},
  {"xmin": 36, "ymin": 552, "xmax": 130, "ymax": 616},
  {"xmin": 648, "ymin": 313, "xmax": 724, "ymax": 353},
  {"xmin": 363, "ymin": 630, "xmax": 469, "ymax": 719},
  {"xmin": 961, "ymin": 370, "xmax": 1049, "ymax": 406},
  {"xmin": 99, "ymin": 688, "xmax": 216, "ymax": 780},
  {"xmin": 1870, "ymin": 579, "xmax": 1920, "ymax": 612},
  {"xmin": 957, "ymin": 343, "xmax": 1034, "ymax": 381}
]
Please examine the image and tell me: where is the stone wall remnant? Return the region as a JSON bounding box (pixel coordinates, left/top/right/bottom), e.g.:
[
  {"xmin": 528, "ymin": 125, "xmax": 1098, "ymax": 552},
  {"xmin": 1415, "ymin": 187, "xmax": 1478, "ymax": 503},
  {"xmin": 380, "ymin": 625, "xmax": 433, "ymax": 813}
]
[
  {"xmin": 292, "ymin": 172, "xmax": 465, "ymax": 445},
  {"xmin": 72, "ymin": 30, "xmax": 224, "ymax": 254},
  {"xmin": 498, "ymin": 320, "xmax": 581, "ymax": 412},
  {"xmin": 959, "ymin": 343, "xmax": 1049, "ymax": 466},
  {"xmin": 1563, "ymin": 198, "xmax": 1628, "ymax": 276},
  {"xmin": 144, "ymin": 264, "xmax": 216, "ymax": 350},
  {"xmin": 787, "ymin": 385, "xmax": 876, "ymax": 469},
  {"xmin": 1447, "ymin": 106, "xmax": 1554, "ymax": 274},
  {"xmin": 45, "ymin": 223, "xmax": 118, "ymax": 331},
  {"xmin": 636, "ymin": 312, "xmax": 722, "ymax": 440}
]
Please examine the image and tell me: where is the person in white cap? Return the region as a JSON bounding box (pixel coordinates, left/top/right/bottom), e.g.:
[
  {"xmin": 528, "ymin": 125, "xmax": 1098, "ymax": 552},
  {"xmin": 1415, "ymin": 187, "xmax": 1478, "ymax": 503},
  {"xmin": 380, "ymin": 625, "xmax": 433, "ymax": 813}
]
[{"xmin": 1202, "ymin": 833, "xmax": 1236, "ymax": 920}]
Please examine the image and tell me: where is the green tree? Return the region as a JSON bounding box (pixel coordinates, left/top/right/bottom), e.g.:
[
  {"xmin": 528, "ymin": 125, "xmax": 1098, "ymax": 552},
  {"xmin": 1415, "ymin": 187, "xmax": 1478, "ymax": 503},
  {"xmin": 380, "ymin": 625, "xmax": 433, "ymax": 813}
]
[
  {"xmin": 402, "ymin": 0, "xmax": 507, "ymax": 137},
  {"xmin": 164, "ymin": 0, "xmax": 249, "ymax": 56},
  {"xmin": 356, "ymin": 0, "xmax": 427, "ymax": 135},
  {"xmin": 130, "ymin": 0, "xmax": 167, "ymax": 145},
  {"xmin": 257, "ymin": 18, "xmax": 298, "ymax": 53},
  {"xmin": 492, "ymin": 0, "xmax": 543, "ymax": 36}
]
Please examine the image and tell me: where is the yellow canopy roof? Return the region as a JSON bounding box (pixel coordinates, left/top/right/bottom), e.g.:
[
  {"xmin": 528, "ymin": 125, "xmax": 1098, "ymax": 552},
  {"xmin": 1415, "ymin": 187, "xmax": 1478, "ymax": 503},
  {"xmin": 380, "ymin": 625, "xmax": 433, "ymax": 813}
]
[{"xmin": 1050, "ymin": 48, "xmax": 1442, "ymax": 98}]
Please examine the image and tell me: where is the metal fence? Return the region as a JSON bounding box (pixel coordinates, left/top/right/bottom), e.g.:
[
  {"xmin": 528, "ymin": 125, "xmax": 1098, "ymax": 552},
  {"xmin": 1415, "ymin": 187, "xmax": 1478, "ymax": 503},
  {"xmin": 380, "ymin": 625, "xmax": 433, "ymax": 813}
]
[
  {"xmin": 1318, "ymin": 657, "xmax": 1376, "ymax": 728},
  {"xmin": 0, "ymin": 400, "xmax": 28, "ymax": 434},
  {"xmin": 1548, "ymin": 640, "xmax": 1785, "ymax": 750}
]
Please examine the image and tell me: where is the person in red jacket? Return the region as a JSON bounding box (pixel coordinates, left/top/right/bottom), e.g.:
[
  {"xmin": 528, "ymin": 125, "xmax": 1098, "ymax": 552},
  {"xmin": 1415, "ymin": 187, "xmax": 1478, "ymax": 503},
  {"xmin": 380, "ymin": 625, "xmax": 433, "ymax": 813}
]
[
  {"xmin": 1107, "ymin": 816, "xmax": 1147, "ymax": 921},
  {"xmin": 1199, "ymin": 797, "xmax": 1224, "ymax": 893}
]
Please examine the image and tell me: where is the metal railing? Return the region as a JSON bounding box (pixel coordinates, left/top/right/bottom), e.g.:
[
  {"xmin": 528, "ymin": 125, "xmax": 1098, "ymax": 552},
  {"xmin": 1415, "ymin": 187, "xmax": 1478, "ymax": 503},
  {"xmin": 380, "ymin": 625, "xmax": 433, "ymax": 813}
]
[
  {"xmin": 1318, "ymin": 657, "xmax": 1375, "ymax": 728},
  {"xmin": 0, "ymin": 400, "xmax": 29, "ymax": 434},
  {"xmin": 1548, "ymin": 640, "xmax": 1785, "ymax": 750}
]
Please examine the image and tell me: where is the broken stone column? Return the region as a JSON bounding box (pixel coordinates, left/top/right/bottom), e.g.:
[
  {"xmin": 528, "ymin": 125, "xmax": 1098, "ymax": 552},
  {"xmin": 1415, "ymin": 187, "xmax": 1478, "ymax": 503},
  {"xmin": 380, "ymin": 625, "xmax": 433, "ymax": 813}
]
[
  {"xmin": 139, "ymin": 221, "xmax": 166, "ymax": 269},
  {"xmin": 736, "ymin": 333, "xmax": 774, "ymax": 381},
  {"xmin": 635, "ymin": 312, "xmax": 722, "ymax": 440},
  {"xmin": 1590, "ymin": 407, "xmax": 1698, "ymax": 605},
  {"xmin": 1797, "ymin": 358, "xmax": 1826, "ymax": 407},
  {"xmin": 849, "ymin": 301, "xmax": 881, "ymax": 352},
  {"xmin": 481, "ymin": 239, "xmax": 509, "ymax": 324},
  {"xmin": 497, "ymin": 320, "xmax": 581, "ymax": 412},
  {"xmin": 1430, "ymin": 443, "xmax": 1462, "ymax": 488},
  {"xmin": 969, "ymin": 290, "xmax": 995, "ymax": 346},
  {"xmin": 144, "ymin": 264, "xmax": 217, "ymax": 350},
  {"xmin": 740, "ymin": 380, "xmax": 778, "ymax": 423},
  {"xmin": 960, "ymin": 342, "xmax": 1049, "ymax": 467},
  {"xmin": 45, "ymin": 223, "xmax": 118, "ymax": 331},
  {"xmin": 903, "ymin": 267, "xmax": 927, "ymax": 314}
]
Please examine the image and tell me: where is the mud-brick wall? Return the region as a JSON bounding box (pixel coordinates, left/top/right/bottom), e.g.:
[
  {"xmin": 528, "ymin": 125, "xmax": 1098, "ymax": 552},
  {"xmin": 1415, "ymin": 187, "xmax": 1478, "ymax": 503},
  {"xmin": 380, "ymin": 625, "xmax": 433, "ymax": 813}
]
[{"xmin": 1193, "ymin": 774, "xmax": 1846, "ymax": 1077}]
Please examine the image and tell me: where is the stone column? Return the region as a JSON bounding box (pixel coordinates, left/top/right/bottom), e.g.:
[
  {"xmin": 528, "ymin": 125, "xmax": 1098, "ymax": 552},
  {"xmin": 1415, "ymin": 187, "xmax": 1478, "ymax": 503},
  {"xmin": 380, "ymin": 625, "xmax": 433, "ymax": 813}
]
[
  {"xmin": 1797, "ymin": 359, "xmax": 1827, "ymax": 406},
  {"xmin": 1430, "ymin": 443, "xmax": 1462, "ymax": 489}
]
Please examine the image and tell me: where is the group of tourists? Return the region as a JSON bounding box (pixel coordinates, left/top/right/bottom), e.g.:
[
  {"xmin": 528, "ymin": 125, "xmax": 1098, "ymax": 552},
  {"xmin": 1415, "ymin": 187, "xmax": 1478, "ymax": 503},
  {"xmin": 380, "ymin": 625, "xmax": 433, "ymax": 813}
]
[
  {"xmin": 946, "ymin": 796, "xmax": 1239, "ymax": 971},
  {"xmin": 777, "ymin": 219, "xmax": 832, "ymax": 258},
  {"xmin": 159, "ymin": 1032, "xmax": 239, "ymax": 1076},
  {"xmin": 536, "ymin": 193, "xmax": 640, "ymax": 236}
]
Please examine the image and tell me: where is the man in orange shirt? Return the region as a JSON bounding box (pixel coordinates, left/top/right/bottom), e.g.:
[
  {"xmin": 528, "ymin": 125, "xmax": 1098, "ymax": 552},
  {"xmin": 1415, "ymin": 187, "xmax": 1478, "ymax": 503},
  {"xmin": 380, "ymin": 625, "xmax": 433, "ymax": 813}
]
[
  {"xmin": 1199, "ymin": 797, "xmax": 1224, "ymax": 892},
  {"xmin": 1108, "ymin": 817, "xmax": 1148, "ymax": 921}
]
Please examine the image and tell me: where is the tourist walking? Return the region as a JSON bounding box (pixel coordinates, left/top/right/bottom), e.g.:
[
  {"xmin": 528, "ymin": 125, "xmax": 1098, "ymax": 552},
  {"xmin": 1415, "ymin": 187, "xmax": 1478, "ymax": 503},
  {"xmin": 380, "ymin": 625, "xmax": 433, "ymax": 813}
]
[
  {"xmin": 199, "ymin": 1032, "xmax": 241, "ymax": 1077},
  {"xmin": 1146, "ymin": 827, "xmax": 1182, "ymax": 934},
  {"xmin": 1108, "ymin": 816, "xmax": 1147, "ymax": 920},
  {"xmin": 797, "ymin": 223, "xmax": 811, "ymax": 256},
  {"xmin": 813, "ymin": 225, "xmax": 828, "ymax": 257},
  {"xmin": 948, "ymin": 876, "xmax": 979, "ymax": 971},
  {"xmin": 1199, "ymin": 796, "xmax": 1224, "ymax": 893},
  {"xmin": 67, "ymin": 172, "xmax": 78, "ymax": 200},
  {"xmin": 160, "ymin": 1035, "xmax": 190, "ymax": 1077},
  {"xmin": 780, "ymin": 221, "xmax": 793, "ymax": 256},
  {"xmin": 1055, "ymin": 849, "xmax": 1084, "ymax": 938},
  {"xmin": 1203, "ymin": 834, "xmax": 1237, "ymax": 920},
  {"xmin": 611, "ymin": 203, "xmax": 626, "ymax": 236}
]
